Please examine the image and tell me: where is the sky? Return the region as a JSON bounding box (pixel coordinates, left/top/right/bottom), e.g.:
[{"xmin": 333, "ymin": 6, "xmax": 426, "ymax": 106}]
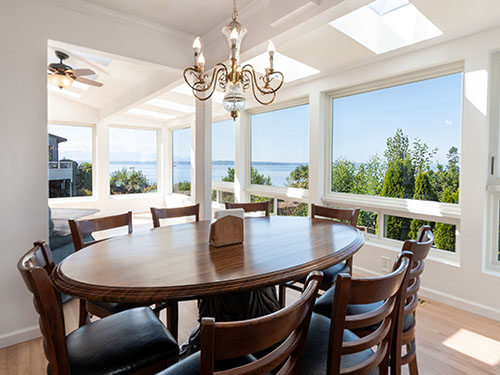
[
  {"xmin": 332, "ymin": 72, "xmax": 463, "ymax": 165},
  {"xmin": 49, "ymin": 72, "xmax": 463, "ymax": 166}
]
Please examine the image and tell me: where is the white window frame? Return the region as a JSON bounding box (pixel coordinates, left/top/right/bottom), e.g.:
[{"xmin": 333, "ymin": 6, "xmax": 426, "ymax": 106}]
[
  {"xmin": 324, "ymin": 62, "xmax": 464, "ymax": 262},
  {"xmin": 246, "ymin": 98, "xmax": 310, "ymax": 209},
  {"xmin": 211, "ymin": 116, "xmax": 236, "ymax": 204},
  {"xmin": 108, "ymin": 124, "xmax": 162, "ymax": 198},
  {"xmin": 170, "ymin": 124, "xmax": 192, "ymax": 196},
  {"xmin": 486, "ymin": 52, "xmax": 500, "ymax": 273},
  {"xmin": 48, "ymin": 121, "xmax": 97, "ymax": 203}
]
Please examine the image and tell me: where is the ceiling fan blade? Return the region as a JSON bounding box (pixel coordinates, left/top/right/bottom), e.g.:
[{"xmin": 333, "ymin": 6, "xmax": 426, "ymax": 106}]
[
  {"xmin": 75, "ymin": 76, "xmax": 103, "ymax": 87},
  {"xmin": 71, "ymin": 68, "xmax": 96, "ymax": 77}
]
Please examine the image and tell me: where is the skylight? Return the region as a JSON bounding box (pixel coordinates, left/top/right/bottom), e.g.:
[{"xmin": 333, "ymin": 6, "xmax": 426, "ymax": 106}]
[
  {"xmin": 172, "ymin": 83, "xmax": 224, "ymax": 104},
  {"xmin": 127, "ymin": 108, "xmax": 175, "ymax": 121},
  {"xmin": 329, "ymin": 0, "xmax": 443, "ymax": 55},
  {"xmin": 243, "ymin": 52, "xmax": 320, "ymax": 83},
  {"xmin": 48, "ymin": 84, "xmax": 82, "ymax": 99},
  {"xmin": 146, "ymin": 98, "xmax": 194, "ymax": 113}
]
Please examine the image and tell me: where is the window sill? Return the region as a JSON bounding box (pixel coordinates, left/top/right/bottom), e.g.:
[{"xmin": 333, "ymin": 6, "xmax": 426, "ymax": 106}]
[
  {"xmin": 245, "ymin": 185, "xmax": 309, "ymax": 201},
  {"xmin": 49, "ymin": 196, "xmax": 97, "ymax": 204},
  {"xmin": 109, "ymin": 192, "xmax": 162, "ymax": 200},
  {"xmin": 322, "ymin": 193, "xmax": 460, "ymax": 224},
  {"xmin": 212, "ymin": 181, "xmax": 235, "ymax": 191}
]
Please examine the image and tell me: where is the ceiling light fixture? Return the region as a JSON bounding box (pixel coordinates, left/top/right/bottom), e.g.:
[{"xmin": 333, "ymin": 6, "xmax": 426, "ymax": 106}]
[{"xmin": 183, "ymin": 0, "xmax": 284, "ymax": 120}]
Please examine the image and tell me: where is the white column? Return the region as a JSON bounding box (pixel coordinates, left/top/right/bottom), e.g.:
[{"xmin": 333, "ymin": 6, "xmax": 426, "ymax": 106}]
[
  {"xmin": 192, "ymin": 98, "xmax": 212, "ymax": 220},
  {"xmin": 235, "ymin": 111, "xmax": 250, "ymax": 203},
  {"xmin": 96, "ymin": 121, "xmax": 110, "ymax": 209},
  {"xmin": 308, "ymin": 89, "xmax": 328, "ymax": 212}
]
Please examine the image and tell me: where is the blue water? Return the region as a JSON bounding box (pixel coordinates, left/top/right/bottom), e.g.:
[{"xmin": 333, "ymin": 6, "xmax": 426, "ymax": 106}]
[{"xmin": 107, "ymin": 160, "xmax": 304, "ymax": 187}]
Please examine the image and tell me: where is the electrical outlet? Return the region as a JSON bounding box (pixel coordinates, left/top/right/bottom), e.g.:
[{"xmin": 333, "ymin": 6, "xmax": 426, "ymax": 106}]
[{"xmin": 381, "ymin": 256, "xmax": 391, "ymax": 273}]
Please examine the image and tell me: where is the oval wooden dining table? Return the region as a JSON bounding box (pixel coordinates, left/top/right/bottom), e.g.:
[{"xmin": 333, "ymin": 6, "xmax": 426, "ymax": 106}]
[{"xmin": 51, "ymin": 216, "xmax": 364, "ymax": 304}]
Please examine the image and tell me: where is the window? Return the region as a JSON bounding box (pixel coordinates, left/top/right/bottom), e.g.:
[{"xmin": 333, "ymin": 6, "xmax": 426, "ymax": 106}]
[
  {"xmin": 331, "ymin": 73, "xmax": 462, "ymax": 204},
  {"xmin": 172, "ymin": 127, "xmax": 191, "ymax": 195},
  {"xmin": 48, "ymin": 124, "xmax": 93, "ymax": 198},
  {"xmin": 212, "ymin": 120, "xmax": 235, "ymax": 182},
  {"xmin": 109, "ymin": 127, "xmax": 158, "ymax": 195},
  {"xmin": 251, "ymin": 104, "xmax": 309, "ymax": 188}
]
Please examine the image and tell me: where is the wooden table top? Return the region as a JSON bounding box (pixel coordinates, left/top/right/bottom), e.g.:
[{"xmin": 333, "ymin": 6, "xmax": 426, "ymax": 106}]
[{"xmin": 51, "ymin": 216, "xmax": 364, "ymax": 303}]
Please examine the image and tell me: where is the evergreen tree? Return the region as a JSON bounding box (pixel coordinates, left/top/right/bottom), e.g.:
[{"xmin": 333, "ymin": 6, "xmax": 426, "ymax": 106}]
[
  {"xmin": 285, "ymin": 164, "xmax": 309, "ymax": 189},
  {"xmin": 381, "ymin": 159, "xmax": 415, "ymax": 240},
  {"xmin": 434, "ymin": 188, "xmax": 458, "ymax": 251},
  {"xmin": 409, "ymin": 171, "xmax": 436, "ymax": 239},
  {"xmin": 331, "ymin": 158, "xmax": 356, "ymax": 193}
]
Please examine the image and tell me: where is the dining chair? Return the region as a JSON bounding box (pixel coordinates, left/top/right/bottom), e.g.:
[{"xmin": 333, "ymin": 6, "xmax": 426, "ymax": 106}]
[
  {"xmin": 302, "ymin": 251, "xmax": 413, "ymax": 375},
  {"xmin": 314, "ymin": 226, "xmax": 434, "ymax": 375},
  {"xmin": 225, "ymin": 201, "xmax": 270, "ymax": 217},
  {"xmin": 69, "ymin": 211, "xmax": 175, "ymax": 338},
  {"xmin": 157, "ymin": 271, "xmax": 323, "ymax": 375},
  {"xmin": 150, "ymin": 203, "xmax": 200, "ymax": 228},
  {"xmin": 17, "ymin": 241, "xmax": 179, "ymax": 375},
  {"xmin": 279, "ymin": 204, "xmax": 361, "ymax": 307}
]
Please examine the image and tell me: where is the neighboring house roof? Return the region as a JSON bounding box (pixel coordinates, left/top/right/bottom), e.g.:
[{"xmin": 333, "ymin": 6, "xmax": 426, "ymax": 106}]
[{"xmin": 48, "ymin": 133, "xmax": 67, "ymax": 143}]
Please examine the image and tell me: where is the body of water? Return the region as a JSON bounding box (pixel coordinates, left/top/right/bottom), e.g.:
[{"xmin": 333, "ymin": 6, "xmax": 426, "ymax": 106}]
[{"xmin": 78, "ymin": 160, "xmax": 304, "ymax": 187}]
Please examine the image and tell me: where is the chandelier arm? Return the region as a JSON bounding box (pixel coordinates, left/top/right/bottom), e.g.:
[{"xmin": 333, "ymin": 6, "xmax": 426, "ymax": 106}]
[
  {"xmin": 183, "ymin": 64, "xmax": 228, "ymax": 101},
  {"xmin": 241, "ymin": 67, "xmax": 277, "ymax": 106}
]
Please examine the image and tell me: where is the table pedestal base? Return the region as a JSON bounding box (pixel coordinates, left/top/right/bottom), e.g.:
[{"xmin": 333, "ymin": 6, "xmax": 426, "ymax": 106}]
[{"xmin": 180, "ymin": 286, "xmax": 280, "ymax": 356}]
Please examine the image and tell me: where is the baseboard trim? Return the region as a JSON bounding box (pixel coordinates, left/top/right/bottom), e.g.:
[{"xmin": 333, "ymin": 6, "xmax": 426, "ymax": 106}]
[
  {"xmin": 354, "ymin": 266, "xmax": 500, "ymax": 322},
  {"xmin": 0, "ymin": 325, "xmax": 40, "ymax": 349}
]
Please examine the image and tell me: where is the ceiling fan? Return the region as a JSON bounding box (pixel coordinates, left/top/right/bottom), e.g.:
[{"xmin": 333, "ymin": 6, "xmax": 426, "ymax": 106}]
[{"xmin": 47, "ymin": 50, "xmax": 104, "ymax": 89}]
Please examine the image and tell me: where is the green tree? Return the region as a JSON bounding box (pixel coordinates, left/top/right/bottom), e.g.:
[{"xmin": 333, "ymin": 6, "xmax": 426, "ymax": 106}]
[
  {"xmin": 434, "ymin": 188, "xmax": 458, "ymax": 251},
  {"xmin": 77, "ymin": 162, "xmax": 92, "ymax": 196},
  {"xmin": 381, "ymin": 159, "xmax": 415, "ymax": 240},
  {"xmin": 331, "ymin": 158, "xmax": 356, "ymax": 193},
  {"xmin": 221, "ymin": 167, "xmax": 272, "ymax": 186},
  {"xmin": 411, "ymin": 137, "xmax": 437, "ymax": 173},
  {"xmin": 384, "ymin": 128, "xmax": 410, "ymax": 163},
  {"xmin": 110, "ymin": 168, "xmax": 155, "ymax": 195},
  {"xmin": 285, "ymin": 164, "xmax": 309, "ymax": 189},
  {"xmin": 409, "ymin": 171, "xmax": 436, "ymax": 239}
]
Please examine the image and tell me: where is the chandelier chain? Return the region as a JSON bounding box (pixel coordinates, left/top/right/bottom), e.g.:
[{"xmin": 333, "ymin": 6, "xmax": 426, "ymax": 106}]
[{"xmin": 232, "ymin": 0, "xmax": 238, "ymax": 21}]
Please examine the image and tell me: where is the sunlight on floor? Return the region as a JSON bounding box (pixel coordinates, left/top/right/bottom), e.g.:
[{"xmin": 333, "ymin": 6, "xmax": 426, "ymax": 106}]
[{"xmin": 442, "ymin": 328, "xmax": 500, "ymax": 366}]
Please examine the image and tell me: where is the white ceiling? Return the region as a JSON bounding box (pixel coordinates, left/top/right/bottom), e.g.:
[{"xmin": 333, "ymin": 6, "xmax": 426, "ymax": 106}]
[
  {"xmin": 48, "ymin": 0, "xmax": 500, "ymax": 123},
  {"xmin": 81, "ymin": 0, "xmax": 256, "ymax": 36},
  {"xmin": 279, "ymin": 0, "xmax": 500, "ymax": 76}
]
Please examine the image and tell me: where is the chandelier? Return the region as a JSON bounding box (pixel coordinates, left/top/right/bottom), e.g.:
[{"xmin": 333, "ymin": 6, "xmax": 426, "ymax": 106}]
[{"xmin": 183, "ymin": 0, "xmax": 284, "ymax": 120}]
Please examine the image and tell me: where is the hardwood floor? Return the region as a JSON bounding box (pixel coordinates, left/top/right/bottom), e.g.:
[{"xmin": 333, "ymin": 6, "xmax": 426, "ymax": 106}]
[{"xmin": 1, "ymin": 291, "xmax": 499, "ymax": 374}]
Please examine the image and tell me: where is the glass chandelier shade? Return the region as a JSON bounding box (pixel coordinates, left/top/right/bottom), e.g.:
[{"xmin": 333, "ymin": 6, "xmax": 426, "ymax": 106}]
[{"xmin": 48, "ymin": 73, "xmax": 74, "ymax": 89}]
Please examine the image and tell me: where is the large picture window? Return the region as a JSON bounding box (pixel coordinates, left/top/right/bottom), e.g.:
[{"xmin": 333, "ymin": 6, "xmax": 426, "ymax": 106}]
[
  {"xmin": 331, "ymin": 72, "xmax": 463, "ymax": 245},
  {"xmin": 250, "ymin": 104, "xmax": 310, "ymax": 188},
  {"xmin": 212, "ymin": 120, "xmax": 235, "ymax": 182},
  {"xmin": 48, "ymin": 124, "xmax": 93, "ymax": 198},
  {"xmin": 172, "ymin": 127, "xmax": 191, "ymax": 195},
  {"xmin": 109, "ymin": 127, "xmax": 158, "ymax": 195}
]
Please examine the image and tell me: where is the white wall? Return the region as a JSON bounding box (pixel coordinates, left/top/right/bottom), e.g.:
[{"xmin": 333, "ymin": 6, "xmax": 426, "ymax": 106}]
[{"xmin": 0, "ymin": 0, "xmax": 193, "ymax": 348}]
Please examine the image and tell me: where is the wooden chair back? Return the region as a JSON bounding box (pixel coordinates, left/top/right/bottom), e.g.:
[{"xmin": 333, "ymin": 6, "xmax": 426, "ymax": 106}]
[
  {"xmin": 150, "ymin": 204, "xmax": 200, "ymax": 228},
  {"xmin": 200, "ymin": 271, "xmax": 323, "ymax": 375},
  {"xmin": 311, "ymin": 204, "xmax": 360, "ymax": 227},
  {"xmin": 17, "ymin": 241, "xmax": 69, "ymax": 375},
  {"xmin": 327, "ymin": 251, "xmax": 413, "ymax": 375},
  {"xmin": 69, "ymin": 211, "xmax": 133, "ymax": 251},
  {"xmin": 225, "ymin": 201, "xmax": 270, "ymax": 217},
  {"xmin": 395, "ymin": 226, "xmax": 434, "ymax": 369}
]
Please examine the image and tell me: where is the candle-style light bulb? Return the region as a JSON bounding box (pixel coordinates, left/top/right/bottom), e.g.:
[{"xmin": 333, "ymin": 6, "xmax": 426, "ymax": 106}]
[
  {"xmin": 193, "ymin": 37, "xmax": 201, "ymax": 53},
  {"xmin": 198, "ymin": 52, "xmax": 205, "ymax": 68},
  {"xmin": 230, "ymin": 28, "xmax": 239, "ymax": 43},
  {"xmin": 268, "ymin": 40, "xmax": 275, "ymax": 56}
]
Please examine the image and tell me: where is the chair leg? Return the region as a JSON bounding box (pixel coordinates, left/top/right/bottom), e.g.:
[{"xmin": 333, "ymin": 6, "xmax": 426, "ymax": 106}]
[
  {"xmin": 408, "ymin": 354, "xmax": 419, "ymax": 375},
  {"xmin": 78, "ymin": 299, "xmax": 89, "ymax": 327},
  {"xmin": 167, "ymin": 301, "xmax": 179, "ymax": 342},
  {"xmin": 278, "ymin": 285, "xmax": 286, "ymax": 309}
]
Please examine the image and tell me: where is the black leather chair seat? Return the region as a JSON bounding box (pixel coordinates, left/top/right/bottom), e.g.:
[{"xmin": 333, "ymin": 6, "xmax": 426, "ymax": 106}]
[
  {"xmin": 295, "ymin": 262, "xmax": 349, "ymax": 291},
  {"xmin": 302, "ymin": 313, "xmax": 379, "ymax": 375},
  {"xmin": 314, "ymin": 287, "xmax": 415, "ymax": 331},
  {"xmin": 90, "ymin": 300, "xmax": 147, "ymax": 314},
  {"xmin": 156, "ymin": 351, "xmax": 259, "ymax": 375},
  {"xmin": 67, "ymin": 307, "xmax": 178, "ymax": 375}
]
